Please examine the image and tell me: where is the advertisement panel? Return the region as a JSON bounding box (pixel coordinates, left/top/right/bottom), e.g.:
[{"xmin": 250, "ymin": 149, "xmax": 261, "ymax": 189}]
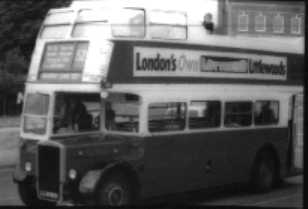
[{"xmin": 133, "ymin": 47, "xmax": 287, "ymax": 80}]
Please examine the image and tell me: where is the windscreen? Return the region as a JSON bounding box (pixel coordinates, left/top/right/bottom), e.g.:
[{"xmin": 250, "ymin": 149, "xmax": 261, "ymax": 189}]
[{"xmin": 23, "ymin": 93, "xmax": 49, "ymax": 135}]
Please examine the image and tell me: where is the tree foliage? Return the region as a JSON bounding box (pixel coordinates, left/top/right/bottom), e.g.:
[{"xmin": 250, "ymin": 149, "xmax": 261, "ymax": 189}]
[{"xmin": 0, "ymin": 0, "xmax": 71, "ymax": 90}]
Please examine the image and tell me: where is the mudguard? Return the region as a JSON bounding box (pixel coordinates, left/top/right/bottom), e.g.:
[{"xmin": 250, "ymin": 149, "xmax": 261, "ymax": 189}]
[
  {"xmin": 79, "ymin": 161, "xmax": 136, "ymax": 194},
  {"xmin": 12, "ymin": 165, "xmax": 27, "ymax": 183}
]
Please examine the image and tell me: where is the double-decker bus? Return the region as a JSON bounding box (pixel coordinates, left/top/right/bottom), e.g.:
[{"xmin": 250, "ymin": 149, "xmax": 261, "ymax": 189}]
[{"xmin": 13, "ymin": 0, "xmax": 304, "ymax": 206}]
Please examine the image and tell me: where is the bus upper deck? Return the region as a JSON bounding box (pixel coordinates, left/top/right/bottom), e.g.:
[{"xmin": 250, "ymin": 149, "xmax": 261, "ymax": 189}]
[{"xmin": 26, "ymin": 1, "xmax": 304, "ymax": 87}]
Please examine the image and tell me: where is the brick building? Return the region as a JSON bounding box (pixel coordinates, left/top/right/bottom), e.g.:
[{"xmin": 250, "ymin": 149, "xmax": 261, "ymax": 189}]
[{"xmin": 217, "ymin": 0, "xmax": 305, "ymax": 37}]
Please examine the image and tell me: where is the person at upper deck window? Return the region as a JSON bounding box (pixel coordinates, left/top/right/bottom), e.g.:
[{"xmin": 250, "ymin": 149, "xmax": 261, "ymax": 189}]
[
  {"xmin": 105, "ymin": 102, "xmax": 115, "ymax": 130},
  {"xmin": 202, "ymin": 13, "xmax": 214, "ymax": 34}
]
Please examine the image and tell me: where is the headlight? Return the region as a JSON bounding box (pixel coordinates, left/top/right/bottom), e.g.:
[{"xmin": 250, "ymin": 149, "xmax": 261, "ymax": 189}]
[
  {"xmin": 68, "ymin": 169, "xmax": 77, "ymax": 180},
  {"xmin": 25, "ymin": 162, "xmax": 32, "ymax": 172}
]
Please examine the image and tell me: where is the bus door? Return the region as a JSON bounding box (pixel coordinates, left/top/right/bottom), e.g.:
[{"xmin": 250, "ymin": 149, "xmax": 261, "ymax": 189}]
[{"xmin": 290, "ymin": 94, "xmax": 303, "ymax": 170}]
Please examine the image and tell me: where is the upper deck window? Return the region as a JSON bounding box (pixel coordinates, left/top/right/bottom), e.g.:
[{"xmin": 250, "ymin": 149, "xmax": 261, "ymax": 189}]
[
  {"xmin": 41, "ymin": 11, "xmax": 73, "ymax": 39},
  {"xmin": 149, "ymin": 10, "xmax": 187, "ymax": 40},
  {"xmin": 72, "ymin": 9, "xmax": 110, "ymax": 38},
  {"xmin": 111, "ymin": 8, "xmax": 145, "ymax": 38}
]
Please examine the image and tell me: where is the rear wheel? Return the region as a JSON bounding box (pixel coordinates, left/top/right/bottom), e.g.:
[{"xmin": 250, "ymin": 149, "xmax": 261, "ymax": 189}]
[
  {"xmin": 251, "ymin": 152, "xmax": 277, "ymax": 193},
  {"xmin": 96, "ymin": 173, "xmax": 133, "ymax": 206},
  {"xmin": 18, "ymin": 182, "xmax": 55, "ymax": 206}
]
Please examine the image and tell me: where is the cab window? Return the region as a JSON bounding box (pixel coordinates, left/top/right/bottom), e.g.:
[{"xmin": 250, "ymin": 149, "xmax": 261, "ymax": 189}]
[{"xmin": 148, "ymin": 102, "xmax": 186, "ymax": 132}]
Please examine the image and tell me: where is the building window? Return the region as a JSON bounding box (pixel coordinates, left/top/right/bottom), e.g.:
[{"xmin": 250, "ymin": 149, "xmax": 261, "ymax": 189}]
[
  {"xmin": 238, "ymin": 11, "xmax": 249, "ymax": 32},
  {"xmin": 291, "ymin": 15, "xmax": 302, "ymax": 34},
  {"xmin": 273, "ymin": 13, "xmax": 284, "ymax": 33},
  {"xmin": 255, "ymin": 12, "xmax": 266, "ymax": 32}
]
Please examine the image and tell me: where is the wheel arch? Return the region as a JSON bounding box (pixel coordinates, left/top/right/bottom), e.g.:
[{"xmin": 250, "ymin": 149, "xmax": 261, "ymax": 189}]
[
  {"xmin": 96, "ymin": 161, "xmax": 141, "ymax": 197},
  {"xmin": 79, "ymin": 161, "xmax": 141, "ymax": 200},
  {"xmin": 251, "ymin": 143, "xmax": 281, "ymax": 181}
]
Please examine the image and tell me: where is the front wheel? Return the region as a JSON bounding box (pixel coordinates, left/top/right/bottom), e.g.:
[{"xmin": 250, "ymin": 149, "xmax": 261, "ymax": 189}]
[
  {"xmin": 251, "ymin": 152, "xmax": 277, "ymax": 193},
  {"xmin": 96, "ymin": 173, "xmax": 133, "ymax": 206}
]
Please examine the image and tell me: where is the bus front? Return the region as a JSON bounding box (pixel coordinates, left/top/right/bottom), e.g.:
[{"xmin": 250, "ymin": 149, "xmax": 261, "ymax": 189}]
[{"xmin": 14, "ymin": 5, "xmax": 146, "ymax": 205}]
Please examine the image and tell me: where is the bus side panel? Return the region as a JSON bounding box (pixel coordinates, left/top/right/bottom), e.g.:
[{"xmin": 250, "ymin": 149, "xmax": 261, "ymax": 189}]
[
  {"xmin": 293, "ymin": 94, "xmax": 303, "ymax": 169},
  {"xmin": 141, "ymin": 128, "xmax": 289, "ymax": 198}
]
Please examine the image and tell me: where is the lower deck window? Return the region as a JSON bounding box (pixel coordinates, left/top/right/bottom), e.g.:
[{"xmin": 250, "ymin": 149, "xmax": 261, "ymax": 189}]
[
  {"xmin": 254, "ymin": 101, "xmax": 279, "ymax": 125},
  {"xmin": 53, "ymin": 93, "xmax": 100, "ymax": 134},
  {"xmin": 189, "ymin": 101, "xmax": 221, "ymax": 129},
  {"xmin": 105, "ymin": 93, "xmax": 140, "ymax": 133},
  {"xmin": 148, "ymin": 102, "xmax": 186, "ymax": 132},
  {"xmin": 224, "ymin": 102, "xmax": 252, "ymax": 127}
]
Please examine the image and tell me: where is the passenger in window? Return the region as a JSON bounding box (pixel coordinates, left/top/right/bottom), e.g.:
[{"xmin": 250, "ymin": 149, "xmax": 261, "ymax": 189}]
[
  {"xmin": 255, "ymin": 102, "xmax": 275, "ymax": 125},
  {"xmin": 105, "ymin": 102, "xmax": 115, "ymax": 130},
  {"xmin": 54, "ymin": 98, "xmax": 70, "ymax": 133},
  {"xmin": 202, "ymin": 13, "xmax": 214, "ymax": 34},
  {"xmin": 71, "ymin": 99, "xmax": 93, "ymax": 131}
]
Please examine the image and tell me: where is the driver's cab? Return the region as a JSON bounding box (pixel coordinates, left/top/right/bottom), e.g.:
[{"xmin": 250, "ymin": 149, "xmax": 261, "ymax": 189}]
[{"xmin": 21, "ymin": 89, "xmax": 142, "ymax": 140}]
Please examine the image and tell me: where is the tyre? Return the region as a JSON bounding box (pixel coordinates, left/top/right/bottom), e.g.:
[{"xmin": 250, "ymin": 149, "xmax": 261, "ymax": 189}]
[
  {"xmin": 251, "ymin": 152, "xmax": 277, "ymax": 193},
  {"xmin": 18, "ymin": 182, "xmax": 55, "ymax": 206},
  {"xmin": 96, "ymin": 173, "xmax": 133, "ymax": 206}
]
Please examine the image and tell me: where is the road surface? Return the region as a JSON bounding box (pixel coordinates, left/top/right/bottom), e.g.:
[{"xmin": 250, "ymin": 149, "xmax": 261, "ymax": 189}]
[{"xmin": 0, "ymin": 167, "xmax": 302, "ymax": 207}]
